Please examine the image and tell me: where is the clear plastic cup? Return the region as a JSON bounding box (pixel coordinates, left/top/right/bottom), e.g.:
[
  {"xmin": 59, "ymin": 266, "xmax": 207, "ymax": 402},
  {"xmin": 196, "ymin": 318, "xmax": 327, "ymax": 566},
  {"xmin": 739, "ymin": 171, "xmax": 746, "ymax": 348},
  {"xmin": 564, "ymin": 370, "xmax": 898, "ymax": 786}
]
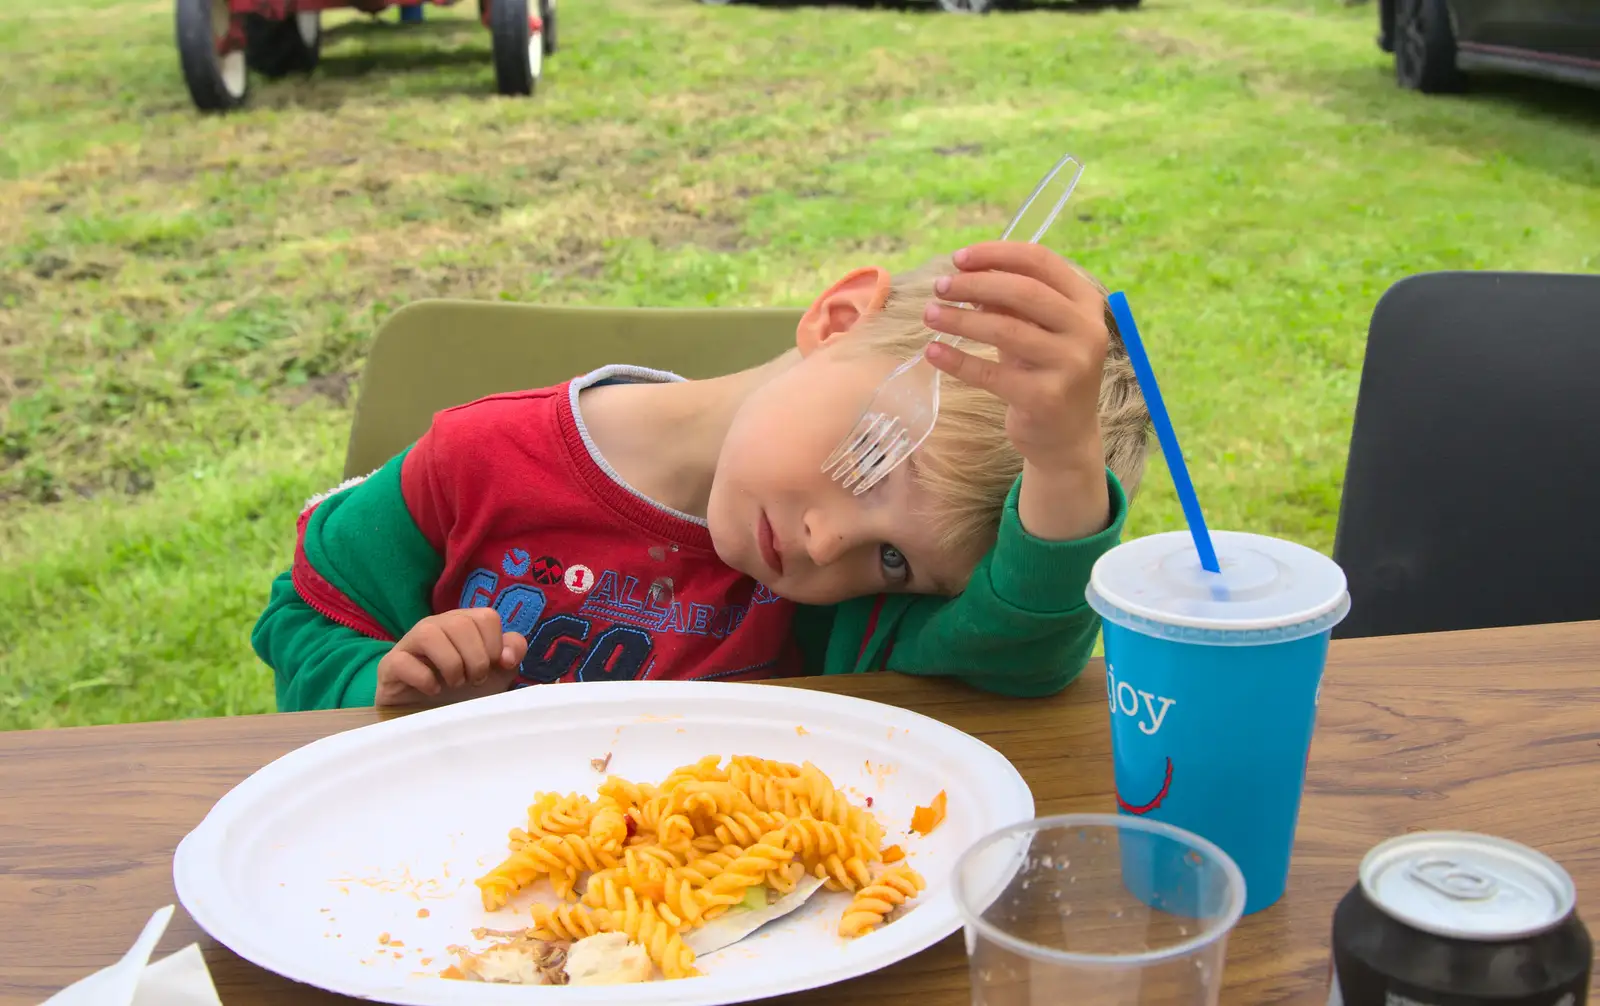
[{"xmin": 955, "ymin": 814, "xmax": 1247, "ymax": 1006}]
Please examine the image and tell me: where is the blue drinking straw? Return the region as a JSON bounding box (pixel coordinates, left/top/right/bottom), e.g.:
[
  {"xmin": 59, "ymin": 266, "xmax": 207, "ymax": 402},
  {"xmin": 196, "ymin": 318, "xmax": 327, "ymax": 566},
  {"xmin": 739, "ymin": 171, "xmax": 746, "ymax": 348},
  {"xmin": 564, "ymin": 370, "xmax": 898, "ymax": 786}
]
[{"xmin": 1107, "ymin": 292, "xmax": 1221, "ymax": 574}]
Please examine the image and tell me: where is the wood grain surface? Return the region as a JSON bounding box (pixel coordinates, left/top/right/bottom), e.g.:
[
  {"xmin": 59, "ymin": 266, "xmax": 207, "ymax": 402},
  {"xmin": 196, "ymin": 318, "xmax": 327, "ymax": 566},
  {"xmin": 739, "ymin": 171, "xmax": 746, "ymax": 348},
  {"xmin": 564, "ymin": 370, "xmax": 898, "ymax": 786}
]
[{"xmin": 2, "ymin": 621, "xmax": 1596, "ymax": 1005}]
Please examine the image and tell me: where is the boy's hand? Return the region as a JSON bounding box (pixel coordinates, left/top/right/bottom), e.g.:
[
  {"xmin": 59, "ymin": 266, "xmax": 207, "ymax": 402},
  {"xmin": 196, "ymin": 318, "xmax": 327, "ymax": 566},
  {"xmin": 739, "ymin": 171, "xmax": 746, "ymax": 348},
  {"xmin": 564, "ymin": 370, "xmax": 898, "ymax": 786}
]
[
  {"xmin": 922, "ymin": 241, "xmax": 1113, "ymax": 541},
  {"xmin": 376, "ymin": 609, "xmax": 529, "ymax": 707}
]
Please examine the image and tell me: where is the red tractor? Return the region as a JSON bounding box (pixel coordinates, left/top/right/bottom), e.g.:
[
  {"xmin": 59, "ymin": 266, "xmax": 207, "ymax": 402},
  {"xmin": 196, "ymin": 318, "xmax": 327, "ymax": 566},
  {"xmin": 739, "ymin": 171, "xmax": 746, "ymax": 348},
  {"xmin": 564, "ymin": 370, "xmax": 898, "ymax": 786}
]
[{"xmin": 175, "ymin": 0, "xmax": 555, "ymax": 112}]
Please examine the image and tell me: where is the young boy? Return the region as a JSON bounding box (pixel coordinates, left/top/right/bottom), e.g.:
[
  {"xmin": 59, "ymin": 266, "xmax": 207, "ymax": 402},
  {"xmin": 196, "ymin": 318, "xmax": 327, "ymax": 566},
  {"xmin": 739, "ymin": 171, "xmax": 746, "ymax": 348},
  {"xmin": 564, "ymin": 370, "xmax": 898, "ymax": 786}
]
[{"xmin": 254, "ymin": 242, "xmax": 1150, "ymax": 710}]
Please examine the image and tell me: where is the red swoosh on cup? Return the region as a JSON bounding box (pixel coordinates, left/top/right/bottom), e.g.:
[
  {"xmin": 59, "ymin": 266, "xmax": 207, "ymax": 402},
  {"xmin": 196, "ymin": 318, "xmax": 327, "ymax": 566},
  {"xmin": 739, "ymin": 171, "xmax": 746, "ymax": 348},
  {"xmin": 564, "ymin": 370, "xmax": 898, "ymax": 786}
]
[{"xmin": 1117, "ymin": 757, "xmax": 1174, "ymax": 815}]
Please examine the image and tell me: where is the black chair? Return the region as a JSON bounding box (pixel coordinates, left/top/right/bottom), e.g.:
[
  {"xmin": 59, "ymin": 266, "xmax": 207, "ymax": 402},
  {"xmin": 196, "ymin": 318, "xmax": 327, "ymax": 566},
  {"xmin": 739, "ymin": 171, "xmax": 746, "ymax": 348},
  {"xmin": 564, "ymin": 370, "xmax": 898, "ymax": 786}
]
[{"xmin": 1332, "ymin": 271, "xmax": 1600, "ymax": 639}]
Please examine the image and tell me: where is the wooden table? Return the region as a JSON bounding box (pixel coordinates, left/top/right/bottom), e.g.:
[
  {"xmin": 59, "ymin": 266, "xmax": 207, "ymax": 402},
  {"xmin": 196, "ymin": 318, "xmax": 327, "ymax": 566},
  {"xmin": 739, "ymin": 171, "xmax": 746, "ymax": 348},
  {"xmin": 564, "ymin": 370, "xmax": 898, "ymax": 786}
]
[{"xmin": 3, "ymin": 622, "xmax": 1597, "ymax": 1005}]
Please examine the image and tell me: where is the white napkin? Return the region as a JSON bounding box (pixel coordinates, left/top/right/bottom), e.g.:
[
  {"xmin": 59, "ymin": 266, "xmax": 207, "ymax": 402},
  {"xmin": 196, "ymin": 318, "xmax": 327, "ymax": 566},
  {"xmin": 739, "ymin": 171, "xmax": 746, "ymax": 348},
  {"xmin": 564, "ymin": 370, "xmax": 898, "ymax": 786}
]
[{"xmin": 41, "ymin": 905, "xmax": 223, "ymax": 1006}]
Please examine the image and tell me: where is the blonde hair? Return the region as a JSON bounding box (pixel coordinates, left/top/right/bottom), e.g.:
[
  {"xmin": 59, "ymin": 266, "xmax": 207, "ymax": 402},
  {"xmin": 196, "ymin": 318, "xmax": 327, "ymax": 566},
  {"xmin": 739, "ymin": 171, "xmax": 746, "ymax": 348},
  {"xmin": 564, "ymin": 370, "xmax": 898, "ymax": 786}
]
[{"xmin": 841, "ymin": 255, "xmax": 1150, "ymax": 555}]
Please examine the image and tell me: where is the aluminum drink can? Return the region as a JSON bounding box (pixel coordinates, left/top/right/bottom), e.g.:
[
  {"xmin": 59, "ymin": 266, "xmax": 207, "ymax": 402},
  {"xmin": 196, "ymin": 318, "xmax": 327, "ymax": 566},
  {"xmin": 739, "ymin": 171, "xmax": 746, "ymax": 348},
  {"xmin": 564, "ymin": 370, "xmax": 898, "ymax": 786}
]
[{"xmin": 1330, "ymin": 831, "xmax": 1592, "ymax": 1006}]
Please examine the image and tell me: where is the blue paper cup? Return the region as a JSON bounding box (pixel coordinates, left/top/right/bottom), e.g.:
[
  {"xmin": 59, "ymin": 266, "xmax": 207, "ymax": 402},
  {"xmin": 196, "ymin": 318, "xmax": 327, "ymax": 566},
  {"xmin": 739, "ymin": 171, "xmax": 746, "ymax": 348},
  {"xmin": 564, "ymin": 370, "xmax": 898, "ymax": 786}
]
[{"xmin": 1086, "ymin": 531, "xmax": 1350, "ymax": 915}]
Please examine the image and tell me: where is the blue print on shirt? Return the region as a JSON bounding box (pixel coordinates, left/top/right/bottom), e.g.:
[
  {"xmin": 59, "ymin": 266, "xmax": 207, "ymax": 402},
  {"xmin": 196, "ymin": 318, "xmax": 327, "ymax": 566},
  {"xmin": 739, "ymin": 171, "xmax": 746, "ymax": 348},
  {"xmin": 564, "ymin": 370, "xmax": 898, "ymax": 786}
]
[
  {"xmin": 579, "ymin": 568, "xmax": 755, "ymax": 638},
  {"xmin": 462, "ymin": 548, "xmax": 778, "ymax": 687}
]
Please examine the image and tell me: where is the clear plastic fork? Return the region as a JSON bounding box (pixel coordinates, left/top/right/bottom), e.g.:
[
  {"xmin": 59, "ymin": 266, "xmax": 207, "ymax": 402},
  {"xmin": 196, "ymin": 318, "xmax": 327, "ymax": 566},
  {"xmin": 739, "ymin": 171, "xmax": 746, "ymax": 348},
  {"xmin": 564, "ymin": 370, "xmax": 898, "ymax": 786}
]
[{"xmin": 821, "ymin": 152, "xmax": 1087, "ymax": 495}]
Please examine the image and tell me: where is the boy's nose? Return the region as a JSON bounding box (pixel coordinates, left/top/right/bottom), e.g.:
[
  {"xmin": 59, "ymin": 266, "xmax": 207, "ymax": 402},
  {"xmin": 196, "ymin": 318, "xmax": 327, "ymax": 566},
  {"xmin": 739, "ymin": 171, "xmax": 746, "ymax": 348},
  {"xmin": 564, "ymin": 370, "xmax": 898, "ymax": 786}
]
[{"xmin": 802, "ymin": 510, "xmax": 851, "ymax": 567}]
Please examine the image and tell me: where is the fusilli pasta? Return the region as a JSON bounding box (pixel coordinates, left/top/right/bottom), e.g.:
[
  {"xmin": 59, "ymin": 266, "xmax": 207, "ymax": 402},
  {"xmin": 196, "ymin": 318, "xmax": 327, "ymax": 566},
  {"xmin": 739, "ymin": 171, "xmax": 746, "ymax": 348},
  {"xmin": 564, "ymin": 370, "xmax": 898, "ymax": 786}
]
[
  {"xmin": 531, "ymin": 902, "xmax": 609, "ymax": 942},
  {"xmin": 469, "ymin": 754, "xmax": 930, "ymax": 981},
  {"xmin": 779, "ymin": 762, "xmax": 886, "ymax": 847},
  {"xmin": 837, "ymin": 864, "xmax": 926, "ymax": 938}
]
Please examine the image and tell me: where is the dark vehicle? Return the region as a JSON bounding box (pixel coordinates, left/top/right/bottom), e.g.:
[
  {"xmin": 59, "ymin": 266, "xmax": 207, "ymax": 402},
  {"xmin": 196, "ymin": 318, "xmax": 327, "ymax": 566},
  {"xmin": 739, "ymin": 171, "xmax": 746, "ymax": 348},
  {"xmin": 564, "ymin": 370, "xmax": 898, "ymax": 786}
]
[{"xmin": 1378, "ymin": 0, "xmax": 1600, "ymax": 93}]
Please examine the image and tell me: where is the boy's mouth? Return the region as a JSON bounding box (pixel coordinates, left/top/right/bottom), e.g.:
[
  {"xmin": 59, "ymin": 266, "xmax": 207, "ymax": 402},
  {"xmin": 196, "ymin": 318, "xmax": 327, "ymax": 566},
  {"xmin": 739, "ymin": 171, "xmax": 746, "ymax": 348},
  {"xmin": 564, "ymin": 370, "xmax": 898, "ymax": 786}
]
[{"xmin": 757, "ymin": 511, "xmax": 785, "ymax": 578}]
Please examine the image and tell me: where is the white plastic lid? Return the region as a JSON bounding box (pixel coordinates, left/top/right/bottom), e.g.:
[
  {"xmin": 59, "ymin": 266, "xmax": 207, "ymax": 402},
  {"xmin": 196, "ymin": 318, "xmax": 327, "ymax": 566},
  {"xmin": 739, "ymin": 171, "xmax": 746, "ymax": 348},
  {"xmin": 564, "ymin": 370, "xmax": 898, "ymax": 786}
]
[{"xmin": 1086, "ymin": 531, "xmax": 1350, "ymax": 643}]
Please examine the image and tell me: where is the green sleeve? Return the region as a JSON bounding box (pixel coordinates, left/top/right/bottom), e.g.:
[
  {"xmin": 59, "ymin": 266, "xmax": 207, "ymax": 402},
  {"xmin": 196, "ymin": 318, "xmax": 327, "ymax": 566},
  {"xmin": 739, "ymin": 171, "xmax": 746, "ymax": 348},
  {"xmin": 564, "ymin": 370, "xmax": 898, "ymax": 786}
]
[
  {"xmin": 252, "ymin": 572, "xmax": 387, "ymax": 710},
  {"xmin": 791, "ymin": 604, "xmax": 837, "ymax": 675},
  {"xmin": 250, "ymin": 447, "xmax": 443, "ymax": 711},
  {"xmin": 804, "ymin": 470, "xmax": 1128, "ymax": 696}
]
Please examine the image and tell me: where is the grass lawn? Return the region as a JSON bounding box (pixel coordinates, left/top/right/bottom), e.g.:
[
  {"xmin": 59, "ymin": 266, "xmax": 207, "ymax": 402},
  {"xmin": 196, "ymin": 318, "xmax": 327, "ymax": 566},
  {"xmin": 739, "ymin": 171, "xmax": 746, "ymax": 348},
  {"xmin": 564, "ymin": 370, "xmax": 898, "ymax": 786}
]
[{"xmin": 2, "ymin": 0, "xmax": 1597, "ymax": 730}]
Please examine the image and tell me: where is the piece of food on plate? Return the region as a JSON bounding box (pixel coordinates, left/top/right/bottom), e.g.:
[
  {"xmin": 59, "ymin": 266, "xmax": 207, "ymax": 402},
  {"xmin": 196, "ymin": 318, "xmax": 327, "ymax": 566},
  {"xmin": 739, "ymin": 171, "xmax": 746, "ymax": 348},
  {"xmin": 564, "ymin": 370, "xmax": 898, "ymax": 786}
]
[
  {"xmin": 566, "ymin": 931, "xmax": 653, "ymax": 986},
  {"xmin": 684, "ymin": 874, "xmax": 827, "ymax": 956},
  {"xmin": 443, "ymin": 930, "xmax": 568, "ymax": 985},
  {"xmin": 443, "ymin": 930, "xmax": 652, "ymax": 986},
  {"xmin": 543, "ymin": 899, "xmax": 698, "ymax": 978},
  {"xmin": 838, "ymin": 863, "xmax": 926, "ymax": 938},
  {"xmin": 910, "ymin": 790, "xmax": 947, "ymax": 836}
]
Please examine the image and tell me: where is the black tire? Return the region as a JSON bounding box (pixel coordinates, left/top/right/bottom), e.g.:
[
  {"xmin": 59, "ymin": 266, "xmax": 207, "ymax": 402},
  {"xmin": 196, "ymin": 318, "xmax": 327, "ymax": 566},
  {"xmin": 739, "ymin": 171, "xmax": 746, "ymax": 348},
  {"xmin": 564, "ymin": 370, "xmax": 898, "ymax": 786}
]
[
  {"xmin": 488, "ymin": 0, "xmax": 540, "ymax": 96},
  {"xmin": 540, "ymin": 0, "xmax": 557, "ymax": 56},
  {"xmin": 1394, "ymin": 0, "xmax": 1466, "ymax": 93},
  {"xmin": 245, "ymin": 11, "xmax": 321, "ymax": 78},
  {"xmin": 176, "ymin": 0, "xmax": 249, "ymax": 112},
  {"xmin": 1377, "ymin": 0, "xmax": 1396, "ymax": 52}
]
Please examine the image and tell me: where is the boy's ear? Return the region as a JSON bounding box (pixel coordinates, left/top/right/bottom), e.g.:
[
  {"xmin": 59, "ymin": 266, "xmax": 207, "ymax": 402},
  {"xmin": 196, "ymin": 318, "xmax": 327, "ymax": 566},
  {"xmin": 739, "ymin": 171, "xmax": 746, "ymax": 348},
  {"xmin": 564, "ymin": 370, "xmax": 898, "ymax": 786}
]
[{"xmin": 796, "ymin": 266, "xmax": 891, "ymax": 357}]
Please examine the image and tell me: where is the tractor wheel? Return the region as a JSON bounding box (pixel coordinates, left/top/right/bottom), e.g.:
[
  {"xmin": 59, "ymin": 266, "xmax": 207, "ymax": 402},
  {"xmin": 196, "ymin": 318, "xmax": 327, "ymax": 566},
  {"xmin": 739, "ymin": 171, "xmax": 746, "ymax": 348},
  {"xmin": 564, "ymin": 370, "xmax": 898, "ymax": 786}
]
[
  {"xmin": 246, "ymin": 10, "xmax": 321, "ymax": 78},
  {"xmin": 1394, "ymin": 0, "xmax": 1466, "ymax": 93},
  {"xmin": 176, "ymin": 0, "xmax": 249, "ymax": 112},
  {"xmin": 488, "ymin": 0, "xmax": 542, "ymax": 96},
  {"xmin": 540, "ymin": 0, "xmax": 557, "ymax": 55}
]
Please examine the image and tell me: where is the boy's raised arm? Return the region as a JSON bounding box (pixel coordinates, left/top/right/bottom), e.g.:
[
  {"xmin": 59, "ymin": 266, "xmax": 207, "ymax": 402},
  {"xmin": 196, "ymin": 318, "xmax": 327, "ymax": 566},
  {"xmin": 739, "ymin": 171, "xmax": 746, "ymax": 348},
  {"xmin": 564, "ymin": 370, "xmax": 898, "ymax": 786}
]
[{"xmin": 829, "ymin": 240, "xmax": 1136, "ymax": 696}]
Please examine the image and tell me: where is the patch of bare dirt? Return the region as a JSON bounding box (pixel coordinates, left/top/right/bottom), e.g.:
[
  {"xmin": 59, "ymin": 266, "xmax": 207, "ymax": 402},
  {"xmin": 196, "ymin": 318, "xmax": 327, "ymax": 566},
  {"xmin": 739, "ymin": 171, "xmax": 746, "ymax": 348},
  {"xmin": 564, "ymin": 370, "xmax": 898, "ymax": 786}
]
[
  {"xmin": 277, "ymin": 373, "xmax": 355, "ymax": 409},
  {"xmin": 1118, "ymin": 27, "xmax": 1204, "ymax": 59}
]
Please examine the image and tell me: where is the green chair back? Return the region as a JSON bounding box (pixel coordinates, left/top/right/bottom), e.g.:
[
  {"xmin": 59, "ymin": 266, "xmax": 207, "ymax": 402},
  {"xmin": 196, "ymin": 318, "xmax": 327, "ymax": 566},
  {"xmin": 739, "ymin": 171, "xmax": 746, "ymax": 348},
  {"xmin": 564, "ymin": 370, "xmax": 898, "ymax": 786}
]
[{"xmin": 344, "ymin": 300, "xmax": 804, "ymax": 478}]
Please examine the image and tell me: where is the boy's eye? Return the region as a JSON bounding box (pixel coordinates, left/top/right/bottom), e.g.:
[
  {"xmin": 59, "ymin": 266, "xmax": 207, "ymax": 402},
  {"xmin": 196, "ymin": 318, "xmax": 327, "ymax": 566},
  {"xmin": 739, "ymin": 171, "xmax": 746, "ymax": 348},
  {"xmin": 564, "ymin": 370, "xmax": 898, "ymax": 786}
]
[{"xmin": 879, "ymin": 544, "xmax": 911, "ymax": 585}]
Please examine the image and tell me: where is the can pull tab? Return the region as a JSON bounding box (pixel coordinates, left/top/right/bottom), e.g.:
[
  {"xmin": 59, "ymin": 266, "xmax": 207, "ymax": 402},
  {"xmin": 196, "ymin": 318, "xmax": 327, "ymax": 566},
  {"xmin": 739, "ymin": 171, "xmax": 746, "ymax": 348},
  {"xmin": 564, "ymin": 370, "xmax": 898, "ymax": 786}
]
[{"xmin": 1407, "ymin": 858, "xmax": 1499, "ymax": 901}]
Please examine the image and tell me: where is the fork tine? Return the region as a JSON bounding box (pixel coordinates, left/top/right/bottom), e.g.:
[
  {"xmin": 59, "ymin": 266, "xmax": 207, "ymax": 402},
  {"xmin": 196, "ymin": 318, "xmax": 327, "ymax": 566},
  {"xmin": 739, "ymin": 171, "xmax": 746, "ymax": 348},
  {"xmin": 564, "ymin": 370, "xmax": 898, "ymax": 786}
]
[
  {"xmin": 825, "ymin": 409, "xmax": 876, "ymax": 473},
  {"xmin": 852, "ymin": 429, "xmax": 912, "ymax": 495},
  {"xmin": 831, "ymin": 414, "xmax": 894, "ymax": 484},
  {"xmin": 838, "ymin": 417, "xmax": 897, "ymax": 489},
  {"xmin": 827, "ymin": 418, "xmax": 871, "ymax": 482},
  {"xmin": 822, "ymin": 412, "xmax": 878, "ymax": 473},
  {"xmin": 841, "ymin": 418, "xmax": 904, "ymax": 491},
  {"xmin": 885, "ymin": 433, "xmax": 917, "ymax": 489},
  {"xmin": 876, "ymin": 429, "xmax": 921, "ymax": 490}
]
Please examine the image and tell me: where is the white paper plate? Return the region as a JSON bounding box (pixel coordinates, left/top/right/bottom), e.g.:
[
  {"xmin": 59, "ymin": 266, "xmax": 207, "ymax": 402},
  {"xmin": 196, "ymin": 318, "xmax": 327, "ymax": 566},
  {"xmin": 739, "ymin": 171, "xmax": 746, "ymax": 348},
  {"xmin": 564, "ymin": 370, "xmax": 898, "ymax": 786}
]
[{"xmin": 173, "ymin": 680, "xmax": 1034, "ymax": 1004}]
